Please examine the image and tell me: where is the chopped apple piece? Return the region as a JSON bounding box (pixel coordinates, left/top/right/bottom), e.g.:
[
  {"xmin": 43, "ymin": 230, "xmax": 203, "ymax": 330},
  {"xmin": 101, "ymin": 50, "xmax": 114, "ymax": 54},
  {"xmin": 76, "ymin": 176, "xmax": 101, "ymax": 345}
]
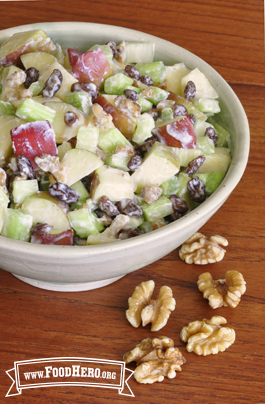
[
  {"xmin": 0, "ymin": 30, "xmax": 56, "ymax": 67},
  {"xmin": 196, "ymin": 147, "xmax": 231, "ymax": 175},
  {"xmin": 181, "ymin": 68, "xmax": 219, "ymax": 99},
  {"xmin": 67, "ymin": 48, "xmax": 83, "ymax": 67},
  {"xmin": 165, "ymin": 63, "xmax": 190, "ymax": 95},
  {"xmin": 153, "ymin": 116, "xmax": 197, "ymax": 148},
  {"xmin": 21, "ymin": 52, "xmax": 57, "ymax": 75},
  {"xmin": 31, "ymin": 229, "xmax": 74, "ymax": 245},
  {"xmin": 0, "ymin": 115, "xmax": 25, "ymax": 164},
  {"xmin": 11, "ymin": 120, "xmax": 57, "ymax": 169},
  {"xmin": 0, "ymin": 186, "xmax": 9, "ymax": 233}
]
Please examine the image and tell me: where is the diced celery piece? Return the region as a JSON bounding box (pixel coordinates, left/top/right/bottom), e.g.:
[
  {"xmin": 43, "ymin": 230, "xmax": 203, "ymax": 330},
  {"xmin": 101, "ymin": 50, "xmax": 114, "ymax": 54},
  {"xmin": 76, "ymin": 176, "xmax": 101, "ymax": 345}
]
[
  {"xmin": 124, "ymin": 215, "xmax": 143, "ymax": 229},
  {"xmin": 136, "ymin": 61, "xmax": 166, "ymax": 84},
  {"xmin": 124, "ymin": 42, "xmax": 155, "ymax": 64},
  {"xmin": 12, "ymin": 179, "xmax": 39, "ymax": 204},
  {"xmin": 193, "ymin": 98, "xmax": 221, "ymax": 114},
  {"xmin": 69, "ymin": 199, "xmax": 86, "ymax": 211},
  {"xmin": 70, "ymin": 180, "xmax": 90, "ymax": 200},
  {"xmin": 65, "ymin": 92, "xmax": 92, "ymax": 117},
  {"xmin": 141, "ymin": 196, "xmax": 173, "ymax": 221},
  {"xmin": 89, "ymin": 44, "xmax": 113, "ymax": 64},
  {"xmin": 0, "ymin": 100, "xmax": 15, "ymax": 116},
  {"xmin": 123, "ymin": 85, "xmax": 141, "ymax": 93},
  {"xmin": 104, "ymin": 73, "xmax": 133, "ymax": 95},
  {"xmin": 76, "ymin": 126, "xmax": 99, "ymax": 154},
  {"xmin": 68, "ymin": 206, "xmax": 104, "ymax": 238},
  {"xmin": 170, "ymin": 148, "xmax": 202, "ymax": 167},
  {"xmin": 28, "ymin": 81, "xmax": 45, "ymax": 96},
  {"xmin": 160, "ymin": 175, "xmax": 180, "ymax": 197},
  {"xmin": 0, "ymin": 186, "xmax": 9, "ymax": 233},
  {"xmin": 147, "ymin": 86, "xmax": 169, "ymax": 106},
  {"xmin": 132, "ymin": 113, "xmax": 155, "ymax": 144},
  {"xmin": 205, "ymin": 171, "xmax": 224, "ymax": 195},
  {"xmin": 137, "ymin": 96, "xmax": 152, "ymax": 112},
  {"xmin": 105, "ymin": 153, "xmax": 130, "ymax": 171},
  {"xmin": 57, "ymin": 141, "xmax": 72, "ymax": 161},
  {"xmin": 15, "ymin": 98, "xmax": 56, "ymax": 123},
  {"xmin": 160, "ymin": 107, "xmax": 173, "ymax": 121},
  {"xmin": 176, "ymin": 172, "xmax": 190, "ymax": 200},
  {"xmin": 139, "ymin": 220, "xmax": 153, "ymax": 233},
  {"xmin": 98, "ymin": 127, "xmax": 131, "ymax": 153},
  {"xmin": 1, "ymin": 208, "xmax": 33, "ymax": 241},
  {"xmin": 196, "ymin": 136, "xmax": 215, "ymax": 155},
  {"xmin": 0, "ymin": 84, "xmax": 2, "ymax": 94},
  {"xmin": 192, "ymin": 173, "xmax": 209, "ymax": 185}
]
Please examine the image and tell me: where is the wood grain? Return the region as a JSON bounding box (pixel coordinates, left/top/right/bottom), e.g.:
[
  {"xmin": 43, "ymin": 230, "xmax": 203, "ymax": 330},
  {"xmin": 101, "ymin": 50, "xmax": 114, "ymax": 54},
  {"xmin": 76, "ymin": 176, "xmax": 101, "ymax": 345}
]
[{"xmin": 0, "ymin": 1, "xmax": 264, "ymax": 403}]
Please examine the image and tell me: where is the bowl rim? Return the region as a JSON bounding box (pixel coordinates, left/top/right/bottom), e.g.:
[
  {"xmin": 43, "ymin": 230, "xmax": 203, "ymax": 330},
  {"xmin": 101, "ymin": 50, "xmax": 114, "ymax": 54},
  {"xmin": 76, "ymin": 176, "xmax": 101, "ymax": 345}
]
[{"xmin": 0, "ymin": 21, "xmax": 250, "ymax": 258}]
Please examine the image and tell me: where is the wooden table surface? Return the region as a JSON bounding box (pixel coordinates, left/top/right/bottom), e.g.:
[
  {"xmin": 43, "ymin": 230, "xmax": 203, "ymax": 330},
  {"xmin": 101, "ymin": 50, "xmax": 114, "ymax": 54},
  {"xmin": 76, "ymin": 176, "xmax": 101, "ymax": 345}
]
[{"xmin": 0, "ymin": 1, "xmax": 264, "ymax": 403}]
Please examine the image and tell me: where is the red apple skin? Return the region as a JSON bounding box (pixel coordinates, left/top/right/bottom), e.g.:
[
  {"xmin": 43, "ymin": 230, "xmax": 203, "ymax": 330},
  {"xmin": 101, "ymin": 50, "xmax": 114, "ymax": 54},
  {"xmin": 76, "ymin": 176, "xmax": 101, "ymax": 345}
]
[
  {"xmin": 72, "ymin": 48, "xmax": 112, "ymax": 88},
  {"xmin": 95, "ymin": 94, "xmax": 137, "ymax": 140},
  {"xmin": 153, "ymin": 116, "xmax": 196, "ymax": 148},
  {"xmin": 67, "ymin": 48, "xmax": 83, "ymax": 67},
  {"xmin": 31, "ymin": 229, "xmax": 74, "ymax": 245},
  {"xmin": 11, "ymin": 120, "xmax": 57, "ymax": 169}
]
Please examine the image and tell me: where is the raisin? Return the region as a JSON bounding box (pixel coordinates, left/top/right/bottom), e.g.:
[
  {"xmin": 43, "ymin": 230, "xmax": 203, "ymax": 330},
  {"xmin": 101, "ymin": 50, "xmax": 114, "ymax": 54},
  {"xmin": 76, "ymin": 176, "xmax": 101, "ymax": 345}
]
[
  {"xmin": 64, "ymin": 111, "xmax": 78, "ymax": 126},
  {"xmin": 127, "ymin": 155, "xmax": 142, "ymax": 171},
  {"xmin": 187, "ymin": 113, "xmax": 195, "ymax": 125},
  {"xmin": 125, "ymin": 65, "xmax": 140, "ymax": 80},
  {"xmin": 118, "ymin": 228, "xmax": 144, "ymax": 239},
  {"xmin": 172, "ymin": 104, "xmax": 188, "ymax": 118},
  {"xmin": 117, "ymin": 199, "xmax": 143, "ymax": 217},
  {"xmin": 170, "ymin": 195, "xmax": 189, "ymax": 220},
  {"xmin": 31, "ymin": 223, "xmax": 53, "ymax": 235},
  {"xmin": 49, "ymin": 182, "xmax": 79, "ymax": 204},
  {"xmin": 205, "ymin": 127, "xmax": 218, "ymax": 146},
  {"xmin": 187, "ymin": 177, "xmax": 206, "ymax": 203},
  {"xmin": 24, "ymin": 67, "xmax": 39, "ymax": 89},
  {"xmin": 186, "ymin": 155, "xmax": 206, "ymax": 176},
  {"xmin": 16, "ymin": 155, "xmax": 35, "ymax": 179},
  {"xmin": 106, "ymin": 41, "xmax": 117, "ymax": 56},
  {"xmin": 184, "ymin": 80, "xmax": 196, "ymax": 101},
  {"xmin": 42, "ymin": 69, "xmax": 63, "ymax": 98},
  {"xmin": 123, "ymin": 89, "xmax": 139, "ymax": 102},
  {"xmin": 98, "ymin": 196, "xmax": 120, "ymax": 217},
  {"xmin": 134, "ymin": 138, "xmax": 156, "ymax": 157},
  {"xmin": 139, "ymin": 75, "xmax": 154, "ymax": 86}
]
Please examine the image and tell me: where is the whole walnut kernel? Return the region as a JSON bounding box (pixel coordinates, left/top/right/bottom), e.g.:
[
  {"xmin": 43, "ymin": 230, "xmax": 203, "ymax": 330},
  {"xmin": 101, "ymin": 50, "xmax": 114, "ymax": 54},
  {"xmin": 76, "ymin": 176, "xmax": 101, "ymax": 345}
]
[
  {"xmin": 179, "ymin": 232, "xmax": 228, "ymax": 264},
  {"xmin": 123, "ymin": 336, "xmax": 186, "ymax": 384},
  {"xmin": 126, "ymin": 280, "xmax": 176, "ymax": 331},
  {"xmin": 180, "ymin": 316, "xmax": 235, "ymax": 356},
  {"xmin": 197, "ymin": 271, "xmax": 246, "ymax": 309}
]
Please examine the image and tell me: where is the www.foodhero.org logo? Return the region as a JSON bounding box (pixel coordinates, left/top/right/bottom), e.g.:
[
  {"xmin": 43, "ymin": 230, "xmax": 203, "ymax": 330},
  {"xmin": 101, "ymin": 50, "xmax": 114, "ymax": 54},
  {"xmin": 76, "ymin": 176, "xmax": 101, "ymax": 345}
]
[{"xmin": 6, "ymin": 357, "xmax": 134, "ymax": 397}]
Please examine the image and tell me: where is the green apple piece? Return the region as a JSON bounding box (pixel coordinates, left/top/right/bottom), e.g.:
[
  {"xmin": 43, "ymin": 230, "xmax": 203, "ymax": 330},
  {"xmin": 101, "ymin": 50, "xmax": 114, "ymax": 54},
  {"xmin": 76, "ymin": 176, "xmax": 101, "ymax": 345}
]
[
  {"xmin": 124, "ymin": 42, "xmax": 155, "ymax": 64},
  {"xmin": 98, "ymin": 127, "xmax": 131, "ymax": 153},
  {"xmin": 160, "ymin": 107, "xmax": 174, "ymax": 121},
  {"xmin": 43, "ymin": 101, "xmax": 88, "ymax": 143},
  {"xmin": 0, "ymin": 186, "xmax": 9, "ymax": 233},
  {"xmin": 68, "ymin": 206, "xmax": 104, "ymax": 238},
  {"xmin": 70, "ymin": 180, "xmax": 90, "ymax": 200},
  {"xmin": 170, "ymin": 148, "xmax": 202, "ymax": 167},
  {"xmin": 104, "ymin": 73, "xmax": 134, "ymax": 95},
  {"xmin": 0, "ymin": 100, "xmax": 15, "ymax": 116},
  {"xmin": 21, "ymin": 191, "xmax": 70, "ymax": 232},
  {"xmin": 16, "ymin": 98, "xmax": 56, "ymax": 123},
  {"xmin": 62, "ymin": 148, "xmax": 104, "ymax": 187},
  {"xmin": 0, "ymin": 115, "xmax": 25, "ymax": 164},
  {"xmin": 104, "ymin": 153, "xmax": 130, "ymax": 171},
  {"xmin": 1, "ymin": 208, "xmax": 33, "ymax": 241},
  {"xmin": 65, "ymin": 92, "xmax": 92, "ymax": 117},
  {"xmin": 0, "ymin": 30, "xmax": 56, "ymax": 67},
  {"xmin": 193, "ymin": 98, "xmax": 221, "ymax": 114},
  {"xmin": 52, "ymin": 43, "xmax": 65, "ymax": 65},
  {"xmin": 137, "ymin": 96, "xmax": 153, "ymax": 112},
  {"xmin": 131, "ymin": 142, "xmax": 180, "ymax": 193},
  {"xmin": 181, "ymin": 68, "xmax": 219, "ymax": 99},
  {"xmin": 147, "ymin": 86, "xmax": 169, "ymax": 106},
  {"xmin": 160, "ymin": 175, "xmax": 180, "ymax": 197},
  {"xmin": 193, "ymin": 119, "xmax": 215, "ymax": 137},
  {"xmin": 88, "ymin": 44, "xmax": 113, "ymax": 64},
  {"xmin": 205, "ymin": 171, "xmax": 224, "ymax": 195},
  {"xmin": 141, "ymin": 196, "xmax": 173, "ymax": 222},
  {"xmin": 76, "ymin": 126, "xmax": 99, "ymax": 154},
  {"xmin": 12, "ymin": 179, "xmax": 39, "ymax": 204},
  {"xmin": 39, "ymin": 61, "xmax": 78, "ymax": 102},
  {"xmin": 196, "ymin": 137, "xmax": 215, "ymax": 155},
  {"xmin": 135, "ymin": 61, "xmax": 166, "ymax": 84},
  {"xmin": 165, "ymin": 63, "xmax": 190, "ymax": 95},
  {"xmin": 197, "ymin": 147, "xmax": 231, "ymax": 175},
  {"xmin": 20, "ymin": 52, "xmax": 57, "ymax": 75},
  {"xmin": 28, "ymin": 81, "xmax": 45, "ymax": 96},
  {"xmin": 132, "ymin": 113, "xmax": 155, "ymax": 144},
  {"xmin": 91, "ymin": 165, "xmax": 135, "ymax": 203},
  {"xmin": 57, "ymin": 141, "xmax": 72, "ymax": 161}
]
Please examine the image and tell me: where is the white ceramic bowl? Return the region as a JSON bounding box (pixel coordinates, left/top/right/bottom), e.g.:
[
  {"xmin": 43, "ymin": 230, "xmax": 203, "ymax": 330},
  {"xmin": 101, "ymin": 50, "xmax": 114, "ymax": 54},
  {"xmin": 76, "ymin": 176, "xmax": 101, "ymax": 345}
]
[{"xmin": 0, "ymin": 22, "xmax": 249, "ymax": 292}]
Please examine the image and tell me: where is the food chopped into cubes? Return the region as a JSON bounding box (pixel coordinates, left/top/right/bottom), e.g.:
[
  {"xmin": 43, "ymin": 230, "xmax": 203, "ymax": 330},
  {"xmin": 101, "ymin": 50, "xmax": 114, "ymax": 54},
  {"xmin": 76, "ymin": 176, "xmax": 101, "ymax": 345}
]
[{"xmin": 0, "ymin": 29, "xmax": 232, "ymax": 245}]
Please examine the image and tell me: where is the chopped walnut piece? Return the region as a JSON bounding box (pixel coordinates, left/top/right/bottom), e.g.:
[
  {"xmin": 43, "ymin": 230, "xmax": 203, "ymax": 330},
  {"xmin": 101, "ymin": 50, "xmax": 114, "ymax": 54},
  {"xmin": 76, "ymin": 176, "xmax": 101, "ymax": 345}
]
[
  {"xmin": 103, "ymin": 214, "xmax": 129, "ymax": 238},
  {"xmin": 6, "ymin": 70, "xmax": 26, "ymax": 88},
  {"xmin": 92, "ymin": 103, "xmax": 114, "ymax": 130},
  {"xmin": 180, "ymin": 316, "xmax": 235, "ymax": 356},
  {"xmin": 114, "ymin": 144, "xmax": 135, "ymax": 157},
  {"xmin": 126, "ymin": 280, "xmax": 176, "ymax": 331},
  {"xmin": 114, "ymin": 96, "xmax": 141, "ymax": 118},
  {"xmin": 34, "ymin": 154, "xmax": 67, "ymax": 183},
  {"xmin": 140, "ymin": 185, "xmax": 162, "ymax": 204},
  {"xmin": 123, "ymin": 336, "xmax": 186, "ymax": 384},
  {"xmin": 115, "ymin": 41, "xmax": 126, "ymax": 63},
  {"xmin": 179, "ymin": 232, "xmax": 228, "ymax": 264},
  {"xmin": 197, "ymin": 270, "xmax": 246, "ymax": 309},
  {"xmin": 0, "ymin": 168, "xmax": 8, "ymax": 193},
  {"xmin": 152, "ymin": 220, "xmax": 166, "ymax": 230}
]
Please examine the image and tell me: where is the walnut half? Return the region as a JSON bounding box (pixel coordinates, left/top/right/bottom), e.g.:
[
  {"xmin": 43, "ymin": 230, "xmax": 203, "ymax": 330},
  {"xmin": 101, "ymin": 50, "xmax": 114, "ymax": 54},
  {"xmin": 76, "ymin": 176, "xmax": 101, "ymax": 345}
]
[
  {"xmin": 123, "ymin": 336, "xmax": 186, "ymax": 384},
  {"xmin": 197, "ymin": 270, "xmax": 246, "ymax": 308},
  {"xmin": 180, "ymin": 316, "xmax": 235, "ymax": 356},
  {"xmin": 179, "ymin": 232, "xmax": 228, "ymax": 264},
  {"xmin": 126, "ymin": 280, "xmax": 176, "ymax": 331}
]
